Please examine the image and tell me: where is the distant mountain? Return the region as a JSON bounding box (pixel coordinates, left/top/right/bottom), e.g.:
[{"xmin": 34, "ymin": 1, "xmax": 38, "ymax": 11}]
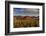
[{"xmin": 14, "ymin": 16, "xmax": 39, "ymax": 20}]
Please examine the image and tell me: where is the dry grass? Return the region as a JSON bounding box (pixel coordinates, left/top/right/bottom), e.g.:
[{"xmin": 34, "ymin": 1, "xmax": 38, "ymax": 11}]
[{"xmin": 13, "ymin": 16, "xmax": 39, "ymax": 28}]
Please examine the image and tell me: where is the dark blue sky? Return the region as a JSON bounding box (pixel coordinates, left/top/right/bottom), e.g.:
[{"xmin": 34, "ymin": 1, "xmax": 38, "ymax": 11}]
[{"xmin": 13, "ymin": 8, "xmax": 25, "ymax": 14}]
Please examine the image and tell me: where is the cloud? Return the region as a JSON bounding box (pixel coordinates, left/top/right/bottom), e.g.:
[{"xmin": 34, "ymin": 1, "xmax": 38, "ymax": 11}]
[{"xmin": 13, "ymin": 8, "xmax": 39, "ymax": 16}]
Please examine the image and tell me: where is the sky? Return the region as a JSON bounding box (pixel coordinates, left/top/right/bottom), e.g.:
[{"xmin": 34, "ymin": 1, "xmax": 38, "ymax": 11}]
[{"xmin": 13, "ymin": 8, "xmax": 39, "ymax": 16}]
